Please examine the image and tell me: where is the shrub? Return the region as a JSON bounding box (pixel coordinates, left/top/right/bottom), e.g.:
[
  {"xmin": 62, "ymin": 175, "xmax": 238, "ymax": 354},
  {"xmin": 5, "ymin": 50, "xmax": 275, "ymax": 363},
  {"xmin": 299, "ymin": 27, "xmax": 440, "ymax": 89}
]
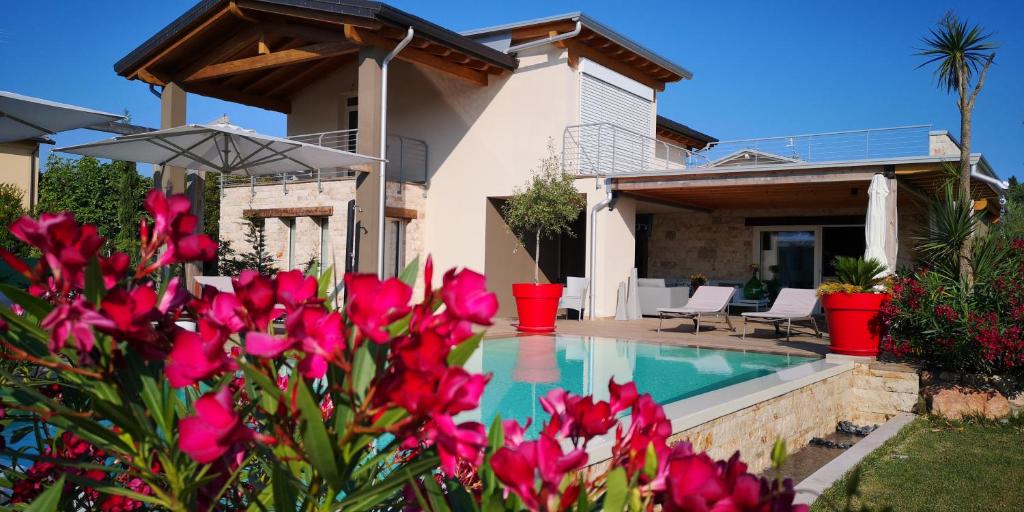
[
  {"xmin": 816, "ymin": 257, "xmax": 887, "ymax": 296},
  {"xmin": 0, "ymin": 191, "xmax": 807, "ymax": 510}
]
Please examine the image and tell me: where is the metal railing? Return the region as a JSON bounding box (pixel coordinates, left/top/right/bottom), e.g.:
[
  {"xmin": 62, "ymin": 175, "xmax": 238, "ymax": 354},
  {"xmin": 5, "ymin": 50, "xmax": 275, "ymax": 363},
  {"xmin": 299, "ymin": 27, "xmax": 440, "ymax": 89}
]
[
  {"xmin": 563, "ymin": 123, "xmax": 933, "ymax": 176},
  {"xmin": 221, "ymin": 129, "xmax": 429, "ymax": 195},
  {"xmin": 563, "ymin": 123, "xmax": 707, "ymax": 176},
  {"xmin": 700, "ymin": 125, "xmax": 932, "ymax": 169}
]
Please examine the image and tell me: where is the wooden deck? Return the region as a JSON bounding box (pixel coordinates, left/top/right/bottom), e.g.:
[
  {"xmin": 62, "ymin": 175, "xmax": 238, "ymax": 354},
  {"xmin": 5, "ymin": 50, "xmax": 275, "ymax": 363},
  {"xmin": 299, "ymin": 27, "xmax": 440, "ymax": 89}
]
[{"xmin": 485, "ymin": 315, "xmax": 830, "ymax": 358}]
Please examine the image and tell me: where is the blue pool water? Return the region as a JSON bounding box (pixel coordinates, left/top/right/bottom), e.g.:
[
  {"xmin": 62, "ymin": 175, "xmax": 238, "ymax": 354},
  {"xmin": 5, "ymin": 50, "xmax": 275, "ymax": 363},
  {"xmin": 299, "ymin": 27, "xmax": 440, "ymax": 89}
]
[{"xmin": 465, "ymin": 336, "xmax": 816, "ymax": 437}]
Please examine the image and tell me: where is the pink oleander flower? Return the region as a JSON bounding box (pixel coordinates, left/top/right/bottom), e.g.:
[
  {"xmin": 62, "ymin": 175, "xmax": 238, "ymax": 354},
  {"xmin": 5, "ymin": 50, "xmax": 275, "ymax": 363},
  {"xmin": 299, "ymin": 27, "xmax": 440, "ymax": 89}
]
[
  {"xmin": 179, "ymin": 388, "xmax": 262, "ymax": 464},
  {"xmin": 9, "ymin": 213, "xmax": 104, "ymax": 293},
  {"xmin": 165, "ymin": 325, "xmax": 236, "ymax": 388},
  {"xmin": 275, "ymin": 270, "xmax": 321, "ymax": 313},
  {"xmin": 492, "ymin": 428, "xmax": 589, "ymax": 510},
  {"xmin": 540, "ymin": 388, "xmax": 617, "ymax": 445},
  {"xmin": 428, "ymin": 414, "xmax": 487, "ymax": 476},
  {"xmin": 41, "ymin": 297, "xmax": 115, "ymax": 354},
  {"xmin": 345, "ymin": 273, "xmax": 412, "ymax": 343},
  {"xmin": 233, "ymin": 270, "xmax": 282, "ymax": 331},
  {"xmin": 441, "ymin": 268, "xmax": 498, "ymax": 326},
  {"xmin": 143, "ymin": 190, "xmax": 217, "ymax": 268},
  {"xmin": 99, "ymin": 253, "xmax": 130, "ymax": 289}
]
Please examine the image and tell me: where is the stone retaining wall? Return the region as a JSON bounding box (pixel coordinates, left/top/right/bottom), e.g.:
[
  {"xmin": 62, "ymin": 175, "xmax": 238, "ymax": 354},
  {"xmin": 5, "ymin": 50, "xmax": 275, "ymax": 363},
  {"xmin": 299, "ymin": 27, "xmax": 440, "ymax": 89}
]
[{"xmin": 661, "ymin": 360, "xmax": 918, "ymax": 473}]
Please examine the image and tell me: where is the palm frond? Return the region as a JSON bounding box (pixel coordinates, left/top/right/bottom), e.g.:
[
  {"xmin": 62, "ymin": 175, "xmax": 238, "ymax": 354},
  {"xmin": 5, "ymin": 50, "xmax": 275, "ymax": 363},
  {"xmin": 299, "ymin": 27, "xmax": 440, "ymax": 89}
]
[{"xmin": 915, "ymin": 11, "xmax": 998, "ymax": 93}]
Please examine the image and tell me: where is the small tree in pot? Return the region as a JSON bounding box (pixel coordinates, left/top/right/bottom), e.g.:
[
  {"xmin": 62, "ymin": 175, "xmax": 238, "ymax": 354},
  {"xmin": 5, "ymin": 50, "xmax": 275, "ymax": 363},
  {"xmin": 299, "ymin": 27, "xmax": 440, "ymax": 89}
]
[
  {"xmin": 817, "ymin": 256, "xmax": 890, "ymax": 357},
  {"xmin": 503, "ymin": 142, "xmax": 586, "ymax": 331}
]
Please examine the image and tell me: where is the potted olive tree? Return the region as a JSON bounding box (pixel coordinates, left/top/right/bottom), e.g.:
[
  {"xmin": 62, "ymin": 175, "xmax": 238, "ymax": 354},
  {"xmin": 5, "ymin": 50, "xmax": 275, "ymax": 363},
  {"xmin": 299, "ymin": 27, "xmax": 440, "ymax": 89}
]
[
  {"xmin": 503, "ymin": 144, "xmax": 586, "ymax": 332},
  {"xmin": 817, "ymin": 256, "xmax": 890, "ymax": 356}
]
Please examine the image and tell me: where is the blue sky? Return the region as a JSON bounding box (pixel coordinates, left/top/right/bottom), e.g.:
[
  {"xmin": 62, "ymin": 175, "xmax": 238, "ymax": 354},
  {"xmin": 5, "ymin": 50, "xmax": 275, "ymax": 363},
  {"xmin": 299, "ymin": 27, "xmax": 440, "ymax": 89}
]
[{"xmin": 2, "ymin": 0, "xmax": 1021, "ymax": 180}]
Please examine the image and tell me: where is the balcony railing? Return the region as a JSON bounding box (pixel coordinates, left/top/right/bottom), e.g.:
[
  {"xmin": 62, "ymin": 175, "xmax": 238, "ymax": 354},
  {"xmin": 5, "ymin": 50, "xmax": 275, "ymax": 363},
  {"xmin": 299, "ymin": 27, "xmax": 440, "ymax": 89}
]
[
  {"xmin": 221, "ymin": 129, "xmax": 428, "ymax": 195},
  {"xmin": 563, "ymin": 123, "xmax": 933, "ymax": 176},
  {"xmin": 562, "ymin": 123, "xmax": 706, "ymax": 176}
]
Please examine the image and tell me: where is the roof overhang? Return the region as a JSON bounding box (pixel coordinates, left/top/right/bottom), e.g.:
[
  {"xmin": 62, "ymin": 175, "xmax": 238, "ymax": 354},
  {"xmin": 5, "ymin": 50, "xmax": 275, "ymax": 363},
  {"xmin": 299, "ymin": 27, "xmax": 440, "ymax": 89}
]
[
  {"xmin": 655, "ymin": 115, "xmax": 716, "ymax": 149},
  {"xmin": 611, "ymin": 154, "xmax": 1004, "ymax": 211},
  {"xmin": 115, "ymin": 0, "xmax": 518, "ymax": 113},
  {"xmin": 463, "ymin": 12, "xmax": 691, "ymax": 91}
]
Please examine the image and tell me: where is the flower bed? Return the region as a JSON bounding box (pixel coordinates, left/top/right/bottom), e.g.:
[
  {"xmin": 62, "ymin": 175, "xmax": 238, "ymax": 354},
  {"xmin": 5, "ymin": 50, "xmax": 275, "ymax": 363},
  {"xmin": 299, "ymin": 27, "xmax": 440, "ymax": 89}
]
[{"xmin": 0, "ymin": 191, "xmax": 806, "ymax": 511}]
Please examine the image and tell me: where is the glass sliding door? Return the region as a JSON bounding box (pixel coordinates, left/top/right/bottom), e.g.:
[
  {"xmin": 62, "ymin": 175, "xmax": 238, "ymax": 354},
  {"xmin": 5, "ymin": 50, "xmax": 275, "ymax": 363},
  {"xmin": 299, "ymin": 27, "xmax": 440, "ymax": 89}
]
[{"xmin": 758, "ymin": 230, "xmax": 817, "ymax": 289}]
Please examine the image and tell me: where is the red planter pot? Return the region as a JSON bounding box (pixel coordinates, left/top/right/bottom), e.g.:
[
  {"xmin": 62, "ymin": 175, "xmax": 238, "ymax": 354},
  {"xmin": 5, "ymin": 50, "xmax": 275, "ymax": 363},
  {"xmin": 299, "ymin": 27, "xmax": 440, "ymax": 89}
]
[
  {"xmin": 512, "ymin": 283, "xmax": 563, "ymax": 333},
  {"xmin": 822, "ymin": 293, "xmax": 890, "ymax": 357}
]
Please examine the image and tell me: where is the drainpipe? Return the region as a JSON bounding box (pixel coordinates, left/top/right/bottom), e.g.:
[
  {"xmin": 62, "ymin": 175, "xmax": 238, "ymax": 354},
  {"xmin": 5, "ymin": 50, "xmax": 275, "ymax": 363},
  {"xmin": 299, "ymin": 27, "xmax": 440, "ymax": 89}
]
[
  {"xmin": 588, "ymin": 178, "xmax": 613, "ymax": 320},
  {"xmin": 377, "ymin": 27, "xmax": 415, "ymax": 278},
  {"xmin": 970, "ymin": 163, "xmax": 1010, "ymax": 216},
  {"xmin": 507, "ymin": 20, "xmax": 581, "ymax": 54}
]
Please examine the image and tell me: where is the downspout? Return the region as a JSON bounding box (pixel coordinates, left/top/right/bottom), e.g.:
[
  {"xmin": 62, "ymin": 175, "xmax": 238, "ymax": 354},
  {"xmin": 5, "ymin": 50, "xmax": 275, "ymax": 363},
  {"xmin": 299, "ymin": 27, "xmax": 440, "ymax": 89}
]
[
  {"xmin": 588, "ymin": 178, "xmax": 613, "ymax": 320},
  {"xmin": 377, "ymin": 27, "xmax": 415, "ymax": 278},
  {"xmin": 507, "ymin": 20, "xmax": 581, "ymax": 54}
]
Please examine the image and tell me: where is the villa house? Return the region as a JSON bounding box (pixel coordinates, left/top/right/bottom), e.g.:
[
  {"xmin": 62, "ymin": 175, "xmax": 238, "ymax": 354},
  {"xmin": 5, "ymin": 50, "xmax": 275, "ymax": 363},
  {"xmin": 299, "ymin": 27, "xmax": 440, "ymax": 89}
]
[{"xmin": 113, "ymin": 0, "xmax": 1006, "ymax": 318}]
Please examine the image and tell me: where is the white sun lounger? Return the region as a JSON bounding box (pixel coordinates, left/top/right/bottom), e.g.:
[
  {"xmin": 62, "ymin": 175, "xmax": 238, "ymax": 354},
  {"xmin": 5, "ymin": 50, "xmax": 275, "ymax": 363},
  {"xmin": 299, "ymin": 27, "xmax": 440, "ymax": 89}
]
[
  {"xmin": 741, "ymin": 288, "xmax": 821, "ymax": 342},
  {"xmin": 657, "ymin": 286, "xmax": 736, "ymax": 334}
]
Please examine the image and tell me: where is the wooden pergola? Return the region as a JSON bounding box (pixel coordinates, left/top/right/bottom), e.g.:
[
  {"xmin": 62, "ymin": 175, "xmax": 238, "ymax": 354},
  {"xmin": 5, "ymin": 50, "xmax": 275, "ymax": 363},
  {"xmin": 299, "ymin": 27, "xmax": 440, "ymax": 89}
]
[{"xmin": 115, "ymin": 0, "xmax": 517, "ymax": 113}]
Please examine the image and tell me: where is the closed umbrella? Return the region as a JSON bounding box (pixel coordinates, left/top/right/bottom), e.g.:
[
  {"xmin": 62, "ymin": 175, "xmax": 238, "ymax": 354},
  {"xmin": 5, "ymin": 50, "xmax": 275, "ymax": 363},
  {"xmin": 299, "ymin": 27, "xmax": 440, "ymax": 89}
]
[
  {"xmin": 864, "ymin": 174, "xmax": 894, "ymax": 273},
  {"xmin": 55, "ymin": 121, "xmax": 379, "ymax": 175},
  {"xmin": 0, "ymin": 91, "xmax": 123, "ymax": 143}
]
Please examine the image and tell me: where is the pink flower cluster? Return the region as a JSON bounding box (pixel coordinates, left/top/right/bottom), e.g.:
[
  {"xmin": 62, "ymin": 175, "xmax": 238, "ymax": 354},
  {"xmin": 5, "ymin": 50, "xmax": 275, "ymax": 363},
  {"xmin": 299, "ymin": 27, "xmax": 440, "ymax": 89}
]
[{"xmin": 492, "ymin": 380, "xmax": 806, "ymax": 511}]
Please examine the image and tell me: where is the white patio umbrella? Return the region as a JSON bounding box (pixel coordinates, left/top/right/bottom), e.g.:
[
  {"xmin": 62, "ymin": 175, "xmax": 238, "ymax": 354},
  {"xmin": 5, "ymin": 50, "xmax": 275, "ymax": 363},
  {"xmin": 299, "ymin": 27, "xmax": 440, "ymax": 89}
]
[
  {"xmin": 0, "ymin": 91, "xmax": 124, "ymax": 143},
  {"xmin": 55, "ymin": 121, "xmax": 380, "ymax": 175},
  {"xmin": 864, "ymin": 174, "xmax": 894, "ymax": 273}
]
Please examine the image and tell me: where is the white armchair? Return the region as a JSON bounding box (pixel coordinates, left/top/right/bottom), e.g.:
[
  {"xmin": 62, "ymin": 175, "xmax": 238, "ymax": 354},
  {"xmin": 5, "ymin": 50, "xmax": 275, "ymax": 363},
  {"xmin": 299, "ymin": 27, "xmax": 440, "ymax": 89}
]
[
  {"xmin": 558, "ymin": 277, "xmax": 588, "ymax": 321},
  {"xmin": 637, "ymin": 278, "xmax": 689, "ymax": 317}
]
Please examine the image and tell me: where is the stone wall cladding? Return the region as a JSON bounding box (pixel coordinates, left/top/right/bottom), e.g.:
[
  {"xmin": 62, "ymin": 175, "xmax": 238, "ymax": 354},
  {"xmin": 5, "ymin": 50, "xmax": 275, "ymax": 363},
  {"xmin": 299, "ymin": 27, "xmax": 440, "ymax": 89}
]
[
  {"xmin": 647, "ymin": 204, "xmax": 928, "ymax": 280},
  {"xmin": 848, "ymin": 362, "xmax": 920, "ymax": 424},
  {"xmin": 220, "ymin": 179, "xmax": 428, "ymax": 290},
  {"xmin": 647, "ymin": 207, "xmax": 863, "ymax": 281},
  {"xmin": 655, "ymin": 361, "xmax": 918, "ymax": 474},
  {"xmin": 668, "ymin": 370, "xmax": 854, "ymax": 473}
]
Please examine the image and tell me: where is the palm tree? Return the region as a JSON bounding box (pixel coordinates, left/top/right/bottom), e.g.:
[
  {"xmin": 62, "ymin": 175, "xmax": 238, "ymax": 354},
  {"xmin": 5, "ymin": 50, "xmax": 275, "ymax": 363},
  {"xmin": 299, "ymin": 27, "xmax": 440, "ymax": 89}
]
[{"xmin": 916, "ymin": 11, "xmax": 997, "ymax": 283}]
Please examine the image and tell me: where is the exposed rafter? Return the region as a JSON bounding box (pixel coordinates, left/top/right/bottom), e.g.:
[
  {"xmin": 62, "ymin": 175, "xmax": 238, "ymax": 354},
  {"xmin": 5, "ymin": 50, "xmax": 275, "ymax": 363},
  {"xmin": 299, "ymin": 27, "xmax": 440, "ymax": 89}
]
[
  {"xmin": 343, "ymin": 25, "xmax": 489, "ymax": 86},
  {"xmin": 184, "ymin": 41, "xmax": 356, "ymax": 82}
]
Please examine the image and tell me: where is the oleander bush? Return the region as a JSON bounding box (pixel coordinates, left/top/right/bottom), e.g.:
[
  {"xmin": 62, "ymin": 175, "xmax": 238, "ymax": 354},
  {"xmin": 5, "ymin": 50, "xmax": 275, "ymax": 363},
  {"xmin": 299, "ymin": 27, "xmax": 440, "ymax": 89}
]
[{"xmin": 0, "ymin": 190, "xmax": 806, "ymax": 511}]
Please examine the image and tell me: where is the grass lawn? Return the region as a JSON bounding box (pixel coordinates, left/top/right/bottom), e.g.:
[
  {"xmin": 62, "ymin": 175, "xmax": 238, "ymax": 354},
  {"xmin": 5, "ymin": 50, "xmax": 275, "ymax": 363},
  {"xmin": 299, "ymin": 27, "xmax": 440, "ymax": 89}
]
[{"xmin": 812, "ymin": 415, "xmax": 1024, "ymax": 512}]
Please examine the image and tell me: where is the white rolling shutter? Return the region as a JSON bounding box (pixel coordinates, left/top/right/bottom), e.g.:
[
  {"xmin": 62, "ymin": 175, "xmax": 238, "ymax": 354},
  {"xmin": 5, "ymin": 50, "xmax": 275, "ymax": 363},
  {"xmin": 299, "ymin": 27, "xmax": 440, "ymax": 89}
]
[{"xmin": 578, "ymin": 59, "xmax": 655, "ymax": 174}]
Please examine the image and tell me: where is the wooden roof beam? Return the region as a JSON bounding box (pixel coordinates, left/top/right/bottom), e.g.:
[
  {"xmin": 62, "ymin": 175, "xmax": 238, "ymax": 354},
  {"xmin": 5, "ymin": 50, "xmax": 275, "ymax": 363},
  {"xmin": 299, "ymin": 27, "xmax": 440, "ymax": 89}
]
[
  {"xmin": 174, "ymin": 26, "xmax": 263, "ymax": 80},
  {"xmin": 128, "ymin": 4, "xmax": 239, "ymax": 82},
  {"xmin": 184, "ymin": 41, "xmax": 356, "ymax": 82},
  {"xmin": 185, "ymin": 82, "xmax": 290, "ymax": 113},
  {"xmin": 565, "ymin": 40, "xmax": 664, "ymax": 91},
  {"xmin": 344, "ymin": 25, "xmax": 489, "ymax": 86},
  {"xmin": 264, "ymin": 22, "xmax": 348, "ymax": 43},
  {"xmin": 268, "ymin": 54, "xmax": 355, "ymax": 97}
]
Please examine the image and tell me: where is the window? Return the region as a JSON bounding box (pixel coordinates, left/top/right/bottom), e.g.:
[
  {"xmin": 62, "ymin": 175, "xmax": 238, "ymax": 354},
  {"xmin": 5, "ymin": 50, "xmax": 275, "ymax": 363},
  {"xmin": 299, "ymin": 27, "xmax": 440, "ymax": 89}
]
[
  {"xmin": 286, "ymin": 218, "xmax": 296, "ymax": 270},
  {"xmin": 383, "ymin": 219, "xmax": 406, "ymax": 279},
  {"xmin": 318, "ymin": 217, "xmax": 329, "ymax": 275},
  {"xmin": 345, "ymin": 97, "xmax": 358, "ymax": 152}
]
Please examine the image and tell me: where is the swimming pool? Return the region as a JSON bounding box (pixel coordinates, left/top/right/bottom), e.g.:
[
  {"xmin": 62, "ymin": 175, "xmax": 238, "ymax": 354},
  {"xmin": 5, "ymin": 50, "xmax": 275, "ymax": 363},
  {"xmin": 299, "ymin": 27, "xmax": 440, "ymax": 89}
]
[{"xmin": 461, "ymin": 335, "xmax": 817, "ymax": 437}]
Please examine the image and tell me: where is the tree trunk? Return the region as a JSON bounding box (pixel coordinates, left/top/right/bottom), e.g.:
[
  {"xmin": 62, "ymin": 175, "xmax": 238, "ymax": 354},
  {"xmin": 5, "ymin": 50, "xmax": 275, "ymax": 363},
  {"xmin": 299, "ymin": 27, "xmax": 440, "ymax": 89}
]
[
  {"xmin": 959, "ymin": 94, "xmax": 974, "ymax": 287},
  {"xmin": 534, "ymin": 230, "xmax": 541, "ymax": 284}
]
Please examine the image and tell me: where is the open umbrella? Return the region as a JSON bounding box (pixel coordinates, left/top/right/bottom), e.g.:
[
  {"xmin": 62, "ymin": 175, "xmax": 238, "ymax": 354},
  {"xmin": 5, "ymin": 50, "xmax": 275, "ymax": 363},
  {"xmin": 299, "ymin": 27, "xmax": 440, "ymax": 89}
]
[
  {"xmin": 864, "ymin": 174, "xmax": 895, "ymax": 273},
  {"xmin": 55, "ymin": 121, "xmax": 379, "ymax": 175},
  {"xmin": 0, "ymin": 91, "xmax": 123, "ymax": 143}
]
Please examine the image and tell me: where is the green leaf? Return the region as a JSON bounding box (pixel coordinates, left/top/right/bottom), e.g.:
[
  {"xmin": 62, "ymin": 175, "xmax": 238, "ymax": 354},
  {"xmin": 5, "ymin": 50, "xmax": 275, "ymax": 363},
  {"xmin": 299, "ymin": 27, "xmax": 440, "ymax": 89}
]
[
  {"xmin": 603, "ymin": 467, "xmax": 628, "ymax": 512},
  {"xmin": 423, "ymin": 474, "xmax": 453, "ymax": 512},
  {"xmin": 771, "ymin": 438, "xmax": 788, "ymax": 470},
  {"xmin": 446, "ymin": 333, "xmax": 482, "ymax": 367},
  {"xmin": 335, "ymin": 455, "xmax": 440, "ymax": 511},
  {"xmin": 575, "ymin": 475, "xmax": 591, "ymax": 512},
  {"xmin": 350, "ymin": 342, "xmax": 377, "ymax": 399},
  {"xmin": 643, "ymin": 442, "xmax": 659, "ymax": 480},
  {"xmin": 84, "ymin": 256, "xmax": 104, "ymax": 304},
  {"xmin": 398, "ymin": 255, "xmax": 420, "ymax": 286},
  {"xmin": 272, "ymin": 463, "xmax": 300, "ymax": 512},
  {"xmin": 293, "ymin": 377, "xmax": 342, "ymax": 490},
  {"xmin": 0, "ymin": 282, "xmax": 52, "ymax": 321},
  {"xmin": 25, "ymin": 475, "xmax": 64, "ymax": 512}
]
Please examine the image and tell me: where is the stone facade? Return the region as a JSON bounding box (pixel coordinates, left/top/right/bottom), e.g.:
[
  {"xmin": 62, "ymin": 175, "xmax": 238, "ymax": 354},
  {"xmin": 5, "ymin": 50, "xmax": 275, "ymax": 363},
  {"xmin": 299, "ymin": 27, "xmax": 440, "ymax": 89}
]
[
  {"xmin": 646, "ymin": 202, "xmax": 927, "ymax": 282},
  {"xmin": 660, "ymin": 361, "xmax": 918, "ymax": 473},
  {"xmin": 669, "ymin": 370, "xmax": 854, "ymax": 473},
  {"xmin": 219, "ymin": 179, "xmax": 427, "ymax": 288}
]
